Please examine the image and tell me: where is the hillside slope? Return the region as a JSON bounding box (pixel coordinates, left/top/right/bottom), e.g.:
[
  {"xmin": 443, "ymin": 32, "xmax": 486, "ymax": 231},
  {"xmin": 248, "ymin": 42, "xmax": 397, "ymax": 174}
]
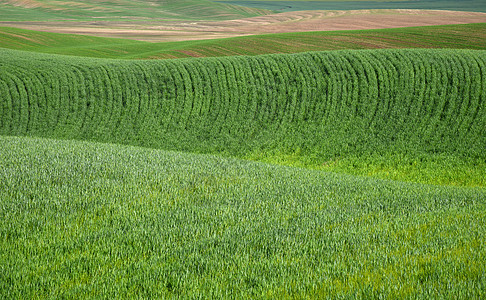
[
  {"xmin": 1, "ymin": 23, "xmax": 486, "ymax": 59},
  {"xmin": 1, "ymin": 48, "xmax": 485, "ymax": 185},
  {"xmin": 0, "ymin": 0, "xmax": 271, "ymax": 21},
  {"xmin": 2, "ymin": 8, "xmax": 485, "ymax": 42},
  {"xmin": 1, "ymin": 135, "xmax": 485, "ymax": 298}
]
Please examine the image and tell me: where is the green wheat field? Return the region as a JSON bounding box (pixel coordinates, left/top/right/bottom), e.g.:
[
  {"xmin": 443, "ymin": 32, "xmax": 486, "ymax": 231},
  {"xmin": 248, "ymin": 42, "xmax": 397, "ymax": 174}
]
[{"xmin": 1, "ymin": 0, "xmax": 485, "ymax": 298}]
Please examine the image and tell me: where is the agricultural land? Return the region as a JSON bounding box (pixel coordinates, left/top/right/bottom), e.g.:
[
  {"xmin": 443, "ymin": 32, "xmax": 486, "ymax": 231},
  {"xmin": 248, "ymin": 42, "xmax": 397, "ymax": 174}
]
[
  {"xmin": 216, "ymin": 0, "xmax": 486, "ymax": 13},
  {"xmin": 1, "ymin": 1, "xmax": 486, "ymax": 41},
  {"xmin": 1, "ymin": 23, "xmax": 486, "ymax": 59},
  {"xmin": 1, "ymin": 0, "xmax": 485, "ymax": 298}
]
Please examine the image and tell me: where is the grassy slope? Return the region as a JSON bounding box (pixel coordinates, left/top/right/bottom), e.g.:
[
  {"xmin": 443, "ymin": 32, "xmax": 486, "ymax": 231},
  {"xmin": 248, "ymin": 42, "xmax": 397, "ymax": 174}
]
[
  {"xmin": 0, "ymin": 0, "xmax": 271, "ymax": 22},
  {"xmin": 1, "ymin": 135, "xmax": 485, "ymax": 298},
  {"xmin": 1, "ymin": 2, "xmax": 485, "ymax": 297},
  {"xmin": 0, "ymin": 27, "xmax": 148, "ymax": 58},
  {"xmin": 1, "ymin": 23, "xmax": 486, "ymax": 59},
  {"xmin": 1, "ymin": 48, "xmax": 484, "ymax": 186}
]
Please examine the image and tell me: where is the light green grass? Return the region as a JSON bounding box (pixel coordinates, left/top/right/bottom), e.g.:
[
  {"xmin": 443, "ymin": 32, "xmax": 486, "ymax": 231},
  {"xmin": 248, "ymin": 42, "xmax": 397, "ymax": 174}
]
[
  {"xmin": 1, "ymin": 48, "xmax": 484, "ymax": 186},
  {"xmin": 1, "ymin": 23, "xmax": 486, "ymax": 59},
  {"xmin": 250, "ymin": 152, "xmax": 486, "ymax": 187},
  {"xmin": 1, "ymin": 135, "xmax": 485, "ymax": 298}
]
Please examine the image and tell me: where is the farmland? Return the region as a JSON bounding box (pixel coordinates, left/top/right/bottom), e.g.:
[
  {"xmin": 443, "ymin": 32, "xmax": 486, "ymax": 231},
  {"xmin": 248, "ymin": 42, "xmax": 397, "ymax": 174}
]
[
  {"xmin": 1, "ymin": 48, "xmax": 485, "ymax": 186},
  {"xmin": 1, "ymin": 135, "xmax": 485, "ymax": 298},
  {"xmin": 1, "ymin": 0, "xmax": 486, "ymax": 297},
  {"xmin": 2, "ymin": 7, "xmax": 485, "ymax": 42},
  {"xmin": 217, "ymin": 0, "xmax": 486, "ymax": 13},
  {"xmin": 2, "ymin": 23, "xmax": 486, "ymax": 59},
  {"xmin": 0, "ymin": 0, "xmax": 272, "ymax": 21}
]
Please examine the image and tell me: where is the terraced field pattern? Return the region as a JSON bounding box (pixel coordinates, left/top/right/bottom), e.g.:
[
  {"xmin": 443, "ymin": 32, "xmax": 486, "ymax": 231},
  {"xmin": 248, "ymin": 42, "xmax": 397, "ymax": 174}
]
[
  {"xmin": 0, "ymin": 0, "xmax": 272, "ymax": 21},
  {"xmin": 2, "ymin": 23, "xmax": 486, "ymax": 59},
  {"xmin": 1, "ymin": 0, "xmax": 486, "ymax": 298},
  {"xmin": 2, "ymin": 0, "xmax": 486, "ymax": 42}
]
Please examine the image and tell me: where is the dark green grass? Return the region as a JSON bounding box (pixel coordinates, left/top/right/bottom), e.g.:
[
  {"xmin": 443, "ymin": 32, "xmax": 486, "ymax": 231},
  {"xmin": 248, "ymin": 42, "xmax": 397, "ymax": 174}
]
[
  {"xmin": 1, "ymin": 48, "xmax": 484, "ymax": 186},
  {"xmin": 216, "ymin": 0, "xmax": 486, "ymax": 13},
  {"xmin": 1, "ymin": 135, "xmax": 485, "ymax": 298},
  {"xmin": 1, "ymin": 23, "xmax": 486, "ymax": 59},
  {"xmin": 0, "ymin": 0, "xmax": 271, "ymax": 22}
]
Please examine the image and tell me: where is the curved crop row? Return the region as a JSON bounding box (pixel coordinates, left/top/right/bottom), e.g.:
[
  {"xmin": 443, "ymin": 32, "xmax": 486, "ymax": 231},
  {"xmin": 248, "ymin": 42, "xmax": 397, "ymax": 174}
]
[{"xmin": 0, "ymin": 48, "xmax": 485, "ymax": 177}]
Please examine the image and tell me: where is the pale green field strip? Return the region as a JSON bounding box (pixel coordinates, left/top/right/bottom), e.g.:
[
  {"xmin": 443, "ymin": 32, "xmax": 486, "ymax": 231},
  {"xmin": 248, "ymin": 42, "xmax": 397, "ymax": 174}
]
[
  {"xmin": 1, "ymin": 135, "xmax": 485, "ymax": 298},
  {"xmin": 1, "ymin": 48, "xmax": 484, "ymax": 186},
  {"xmin": 216, "ymin": 0, "xmax": 486, "ymax": 13},
  {"xmin": 1, "ymin": 23, "xmax": 485, "ymax": 59},
  {"xmin": 0, "ymin": 0, "xmax": 272, "ymax": 22}
]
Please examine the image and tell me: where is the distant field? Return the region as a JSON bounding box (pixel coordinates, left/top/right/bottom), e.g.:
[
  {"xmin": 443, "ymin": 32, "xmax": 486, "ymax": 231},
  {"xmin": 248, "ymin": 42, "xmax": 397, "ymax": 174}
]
[
  {"xmin": 0, "ymin": 0, "xmax": 272, "ymax": 21},
  {"xmin": 2, "ymin": 23, "xmax": 486, "ymax": 59},
  {"xmin": 1, "ymin": 48, "xmax": 485, "ymax": 186},
  {"xmin": 217, "ymin": 0, "xmax": 486, "ymax": 13},
  {"xmin": 2, "ymin": 7, "xmax": 485, "ymax": 42}
]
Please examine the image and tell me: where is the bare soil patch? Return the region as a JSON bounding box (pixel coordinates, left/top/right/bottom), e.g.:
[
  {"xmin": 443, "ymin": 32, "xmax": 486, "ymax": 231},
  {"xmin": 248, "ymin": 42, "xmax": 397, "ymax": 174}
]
[{"xmin": 1, "ymin": 9, "xmax": 486, "ymax": 42}]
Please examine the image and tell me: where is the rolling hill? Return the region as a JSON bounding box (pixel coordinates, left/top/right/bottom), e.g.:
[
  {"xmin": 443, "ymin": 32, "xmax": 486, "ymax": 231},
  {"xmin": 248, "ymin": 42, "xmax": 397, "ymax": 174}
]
[
  {"xmin": 1, "ymin": 48, "xmax": 484, "ymax": 186},
  {"xmin": 2, "ymin": 1, "xmax": 485, "ymax": 42},
  {"xmin": 1, "ymin": 23, "xmax": 486, "ymax": 59},
  {"xmin": 1, "ymin": 0, "xmax": 485, "ymax": 297},
  {"xmin": 0, "ymin": 0, "xmax": 272, "ymax": 21}
]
